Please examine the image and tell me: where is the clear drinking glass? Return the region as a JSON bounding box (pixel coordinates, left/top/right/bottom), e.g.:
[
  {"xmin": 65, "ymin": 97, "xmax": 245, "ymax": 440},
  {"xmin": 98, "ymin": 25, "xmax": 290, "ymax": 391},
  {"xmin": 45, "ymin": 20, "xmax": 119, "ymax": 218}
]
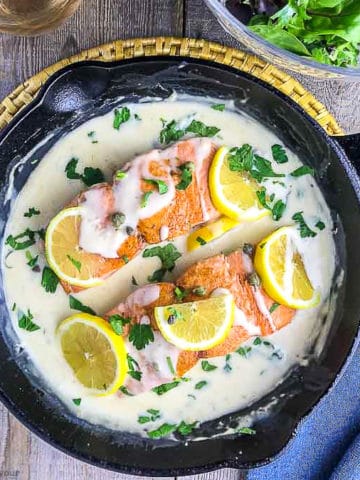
[{"xmin": 0, "ymin": 0, "xmax": 81, "ymax": 36}]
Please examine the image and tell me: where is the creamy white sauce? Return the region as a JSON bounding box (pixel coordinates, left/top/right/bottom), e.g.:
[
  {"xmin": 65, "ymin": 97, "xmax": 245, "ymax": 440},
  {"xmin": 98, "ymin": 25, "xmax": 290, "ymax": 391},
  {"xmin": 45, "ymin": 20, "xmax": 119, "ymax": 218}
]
[{"xmin": 2, "ymin": 96, "xmax": 337, "ymax": 437}]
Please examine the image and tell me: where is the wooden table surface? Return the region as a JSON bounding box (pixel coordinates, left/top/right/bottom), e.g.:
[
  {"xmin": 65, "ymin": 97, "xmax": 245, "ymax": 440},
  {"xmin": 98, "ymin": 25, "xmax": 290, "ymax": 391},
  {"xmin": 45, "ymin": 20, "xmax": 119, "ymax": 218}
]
[{"xmin": 0, "ymin": 1, "xmax": 359, "ymax": 479}]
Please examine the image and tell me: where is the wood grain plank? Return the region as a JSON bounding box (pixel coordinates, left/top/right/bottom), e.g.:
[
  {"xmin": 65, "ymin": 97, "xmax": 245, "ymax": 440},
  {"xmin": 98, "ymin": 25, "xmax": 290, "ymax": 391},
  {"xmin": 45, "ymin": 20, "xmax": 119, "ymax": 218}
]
[
  {"xmin": 185, "ymin": 0, "xmax": 360, "ymax": 134},
  {"xmin": 0, "ymin": 0, "xmax": 184, "ymax": 98}
]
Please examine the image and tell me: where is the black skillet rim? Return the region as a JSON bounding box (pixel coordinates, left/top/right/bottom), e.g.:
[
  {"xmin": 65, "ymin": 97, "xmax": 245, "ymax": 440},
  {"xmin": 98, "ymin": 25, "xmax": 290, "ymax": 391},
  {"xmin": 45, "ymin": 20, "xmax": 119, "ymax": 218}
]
[{"xmin": 0, "ymin": 56, "xmax": 359, "ymax": 476}]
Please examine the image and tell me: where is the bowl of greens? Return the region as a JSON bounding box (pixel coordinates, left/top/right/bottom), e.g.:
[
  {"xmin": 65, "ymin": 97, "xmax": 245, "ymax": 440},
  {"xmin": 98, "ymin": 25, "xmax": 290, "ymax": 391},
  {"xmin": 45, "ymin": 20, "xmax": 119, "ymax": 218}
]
[{"xmin": 205, "ymin": 0, "xmax": 360, "ymax": 78}]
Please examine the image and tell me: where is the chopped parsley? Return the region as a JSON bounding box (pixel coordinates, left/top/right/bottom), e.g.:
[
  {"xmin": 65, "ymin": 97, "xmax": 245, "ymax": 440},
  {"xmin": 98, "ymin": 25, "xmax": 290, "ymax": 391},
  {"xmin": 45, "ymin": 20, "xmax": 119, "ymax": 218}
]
[
  {"xmin": 253, "ymin": 337, "xmax": 262, "ymax": 346},
  {"xmin": 147, "ymin": 423, "xmax": 178, "ymax": 439},
  {"xmin": 26, "ymin": 251, "xmax": 38, "ymax": 269},
  {"xmin": 69, "ymin": 295, "xmax": 96, "ymax": 315},
  {"xmin": 129, "ymin": 323, "xmax": 154, "ymax": 350},
  {"xmin": 174, "ymin": 286, "xmax": 189, "ymax": 301},
  {"xmin": 24, "ymin": 207, "xmax": 40, "ymax": 218},
  {"xmin": 166, "ymin": 356, "xmax": 176, "ymax": 375},
  {"xmin": 177, "ymin": 420, "xmax": 198, "ymax": 436},
  {"xmin": 291, "ymin": 165, "xmax": 314, "ymax": 177},
  {"xmin": 18, "ymin": 309, "xmax": 40, "ymax": 332},
  {"xmin": 87, "ymin": 131, "xmax": 98, "ymax": 143},
  {"xmin": 131, "ymin": 275, "xmax": 138, "ymax": 286},
  {"xmin": 119, "ymin": 385, "xmax": 134, "ymax": 396},
  {"xmin": 113, "ymin": 106, "xmax": 130, "ymax": 130},
  {"xmin": 134, "ymin": 113, "xmax": 141, "ymax": 121},
  {"xmin": 138, "ymin": 409, "xmax": 161, "ymax": 424},
  {"xmin": 11, "ymin": 303, "xmax": 16, "ymax": 311},
  {"xmin": 67, "ymin": 255, "xmax": 81, "ymax": 272},
  {"xmin": 176, "ymin": 162, "xmax": 194, "ymax": 191},
  {"xmin": 186, "ymin": 120, "xmax": 220, "ymax": 138},
  {"xmin": 127, "ymin": 354, "xmax": 142, "ymax": 381},
  {"xmin": 271, "ymin": 144, "xmax": 288, "ymax": 164},
  {"xmin": 193, "ymin": 286, "xmax": 206, "ymax": 296},
  {"xmin": 6, "ymin": 228, "xmax": 36, "ymax": 250},
  {"xmin": 195, "ymin": 380, "xmax": 207, "ymax": 390},
  {"xmin": 115, "ymin": 170, "xmax": 127, "ymax": 180},
  {"xmin": 237, "ymin": 427, "xmax": 256, "ymax": 435},
  {"xmin": 269, "ymin": 302, "xmax": 280, "ymax": 314},
  {"xmin": 236, "ymin": 345, "xmax": 252, "ymax": 358},
  {"xmin": 122, "ymin": 255, "xmax": 129, "ymax": 264},
  {"xmin": 196, "ymin": 236, "xmax": 207, "ymax": 246},
  {"xmin": 159, "ymin": 119, "xmax": 185, "ymax": 145},
  {"xmin": 152, "ymin": 380, "xmax": 180, "ymax": 395},
  {"xmin": 292, "ymin": 212, "xmax": 317, "ymax": 238},
  {"xmin": 41, "ymin": 266, "xmax": 59, "ymax": 293},
  {"xmin": 144, "ymin": 178, "xmax": 168, "ymax": 195},
  {"xmin": 141, "ymin": 191, "xmax": 153, "ymax": 208},
  {"xmin": 229, "ymin": 144, "xmax": 285, "ymax": 182},
  {"xmin": 211, "ymin": 103, "xmax": 225, "ymax": 111},
  {"xmin": 224, "ymin": 354, "xmax": 232, "ymax": 372},
  {"xmin": 256, "ymin": 189, "xmax": 286, "ymax": 221},
  {"xmin": 109, "ymin": 314, "xmax": 130, "ymax": 335},
  {"xmin": 316, "ymin": 220, "xmax": 325, "ymax": 231},
  {"xmin": 65, "ymin": 158, "xmax": 105, "ymax": 187},
  {"xmin": 72, "ymin": 398, "xmax": 81, "ymax": 406},
  {"xmin": 142, "ymin": 243, "xmax": 181, "ymax": 282},
  {"xmin": 201, "ymin": 360, "xmax": 217, "ymax": 372}
]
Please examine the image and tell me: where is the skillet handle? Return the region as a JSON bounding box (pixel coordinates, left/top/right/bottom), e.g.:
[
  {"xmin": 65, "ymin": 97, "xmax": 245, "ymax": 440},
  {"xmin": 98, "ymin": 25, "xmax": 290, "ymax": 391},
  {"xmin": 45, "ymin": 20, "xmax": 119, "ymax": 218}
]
[{"xmin": 336, "ymin": 134, "xmax": 360, "ymax": 174}]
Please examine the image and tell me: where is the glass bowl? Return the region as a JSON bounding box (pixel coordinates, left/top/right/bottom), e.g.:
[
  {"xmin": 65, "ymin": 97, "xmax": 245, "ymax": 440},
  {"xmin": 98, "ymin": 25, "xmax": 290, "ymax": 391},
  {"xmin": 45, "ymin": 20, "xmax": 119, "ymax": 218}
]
[{"xmin": 204, "ymin": 0, "xmax": 360, "ymax": 79}]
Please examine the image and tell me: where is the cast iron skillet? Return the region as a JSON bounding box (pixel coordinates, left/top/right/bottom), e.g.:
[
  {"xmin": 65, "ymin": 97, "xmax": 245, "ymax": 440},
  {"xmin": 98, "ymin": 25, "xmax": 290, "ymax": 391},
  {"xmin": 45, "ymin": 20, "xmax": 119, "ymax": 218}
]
[{"xmin": 0, "ymin": 58, "xmax": 359, "ymax": 475}]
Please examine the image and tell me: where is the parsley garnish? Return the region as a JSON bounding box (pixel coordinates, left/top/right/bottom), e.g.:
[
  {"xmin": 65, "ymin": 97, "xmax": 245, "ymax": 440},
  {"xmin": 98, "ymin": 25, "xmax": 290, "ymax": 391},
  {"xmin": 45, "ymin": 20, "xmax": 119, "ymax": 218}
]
[
  {"xmin": 236, "ymin": 346, "xmax": 252, "ymax": 357},
  {"xmin": 138, "ymin": 409, "xmax": 161, "ymax": 424},
  {"xmin": 115, "ymin": 170, "xmax": 127, "ymax": 180},
  {"xmin": 113, "ymin": 107, "xmax": 130, "ymax": 130},
  {"xmin": 18, "ymin": 309, "xmax": 40, "ymax": 332},
  {"xmin": 224, "ymin": 354, "xmax": 232, "ymax": 372},
  {"xmin": 316, "ymin": 220, "xmax": 325, "ymax": 231},
  {"xmin": 24, "ymin": 207, "xmax": 40, "ymax": 218},
  {"xmin": 176, "ymin": 162, "xmax": 194, "ymax": 191},
  {"xmin": 237, "ymin": 427, "xmax": 256, "ymax": 435},
  {"xmin": 134, "ymin": 113, "xmax": 141, "ymax": 121},
  {"xmin": 65, "ymin": 158, "xmax": 105, "ymax": 187},
  {"xmin": 211, "ymin": 103, "xmax": 225, "ymax": 111},
  {"xmin": 12, "ymin": 303, "xmax": 16, "ymax": 311},
  {"xmin": 131, "ymin": 275, "xmax": 138, "ymax": 286},
  {"xmin": 196, "ymin": 236, "xmax": 207, "ymax": 246},
  {"xmin": 147, "ymin": 423, "xmax": 177, "ymax": 439},
  {"xmin": 127, "ymin": 354, "xmax": 142, "ymax": 381},
  {"xmin": 195, "ymin": 380, "xmax": 207, "ymax": 390},
  {"xmin": 143, "ymin": 243, "xmax": 181, "ymax": 282},
  {"xmin": 72, "ymin": 398, "xmax": 81, "ymax": 406},
  {"xmin": 185, "ymin": 120, "xmax": 220, "ymax": 138},
  {"xmin": 292, "ymin": 212, "xmax": 317, "ymax": 238},
  {"xmin": 144, "ymin": 178, "xmax": 168, "ymax": 195},
  {"xmin": 67, "ymin": 255, "xmax": 81, "ymax": 272},
  {"xmin": 152, "ymin": 380, "xmax": 180, "ymax": 395},
  {"xmin": 141, "ymin": 191, "xmax": 153, "ymax": 208},
  {"xmin": 41, "ymin": 267, "xmax": 59, "ymax": 293},
  {"xmin": 159, "ymin": 119, "xmax": 185, "ymax": 145},
  {"xmin": 177, "ymin": 421, "xmax": 198, "ymax": 436},
  {"xmin": 87, "ymin": 131, "xmax": 98, "ymax": 143},
  {"xmin": 69, "ymin": 295, "xmax": 96, "ymax": 315},
  {"xmin": 228, "ymin": 144, "xmax": 285, "ymax": 182},
  {"xmin": 201, "ymin": 360, "xmax": 217, "ymax": 372},
  {"xmin": 271, "ymin": 144, "xmax": 288, "ymax": 164},
  {"xmin": 119, "ymin": 385, "xmax": 134, "ymax": 396},
  {"xmin": 166, "ymin": 356, "xmax": 176, "ymax": 375},
  {"xmin": 174, "ymin": 286, "xmax": 189, "ymax": 301},
  {"xmin": 291, "ymin": 165, "xmax": 314, "ymax": 177},
  {"xmin": 26, "ymin": 251, "xmax": 38, "ymax": 269},
  {"xmin": 256, "ymin": 190, "xmax": 286, "ymax": 221},
  {"xmin": 6, "ymin": 228, "xmax": 36, "ymax": 250},
  {"xmin": 129, "ymin": 324, "xmax": 154, "ymax": 350},
  {"xmin": 193, "ymin": 286, "xmax": 206, "ymax": 296},
  {"xmin": 122, "ymin": 255, "xmax": 129, "ymax": 264},
  {"xmin": 253, "ymin": 337, "xmax": 262, "ymax": 346},
  {"xmin": 109, "ymin": 314, "xmax": 130, "ymax": 335},
  {"xmin": 269, "ymin": 302, "xmax": 280, "ymax": 314}
]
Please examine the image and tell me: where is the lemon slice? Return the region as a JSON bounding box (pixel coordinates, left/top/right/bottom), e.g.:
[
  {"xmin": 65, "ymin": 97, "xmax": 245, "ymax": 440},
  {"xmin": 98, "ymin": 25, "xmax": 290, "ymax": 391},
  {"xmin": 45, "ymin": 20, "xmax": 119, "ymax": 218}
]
[
  {"xmin": 209, "ymin": 146, "xmax": 270, "ymax": 222},
  {"xmin": 187, "ymin": 216, "xmax": 240, "ymax": 251},
  {"xmin": 45, "ymin": 207, "xmax": 104, "ymax": 288},
  {"xmin": 57, "ymin": 313, "xmax": 127, "ymax": 395},
  {"xmin": 154, "ymin": 294, "xmax": 235, "ymax": 351},
  {"xmin": 254, "ymin": 226, "xmax": 320, "ymax": 309}
]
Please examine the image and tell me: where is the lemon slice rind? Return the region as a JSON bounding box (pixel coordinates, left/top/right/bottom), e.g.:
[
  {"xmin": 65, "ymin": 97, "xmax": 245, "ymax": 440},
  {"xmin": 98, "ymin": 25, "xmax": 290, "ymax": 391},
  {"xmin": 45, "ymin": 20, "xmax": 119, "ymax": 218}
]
[
  {"xmin": 187, "ymin": 216, "xmax": 240, "ymax": 251},
  {"xmin": 57, "ymin": 313, "xmax": 127, "ymax": 396}
]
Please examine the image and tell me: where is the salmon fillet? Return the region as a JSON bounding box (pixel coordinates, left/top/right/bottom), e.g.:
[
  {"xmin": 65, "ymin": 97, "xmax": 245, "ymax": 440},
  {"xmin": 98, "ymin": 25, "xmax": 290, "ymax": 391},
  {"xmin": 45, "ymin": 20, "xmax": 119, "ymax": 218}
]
[
  {"xmin": 104, "ymin": 249, "xmax": 295, "ymax": 395},
  {"xmin": 60, "ymin": 138, "xmax": 219, "ymax": 293}
]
